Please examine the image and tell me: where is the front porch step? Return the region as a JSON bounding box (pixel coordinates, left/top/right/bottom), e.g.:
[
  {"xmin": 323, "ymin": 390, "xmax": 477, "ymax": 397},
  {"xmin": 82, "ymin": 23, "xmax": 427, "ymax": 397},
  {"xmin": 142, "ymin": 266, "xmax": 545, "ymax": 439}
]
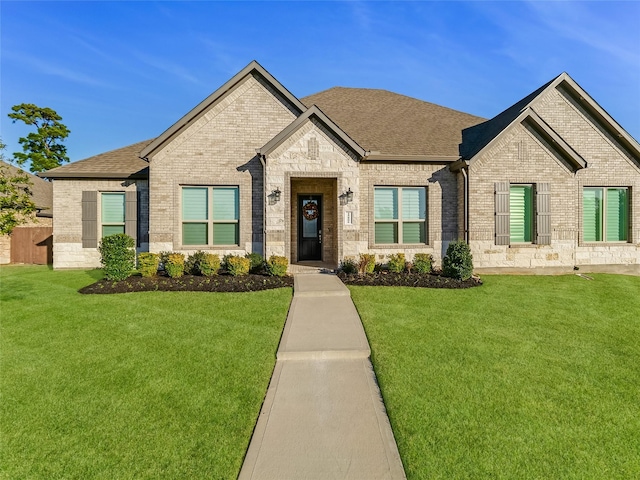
[{"xmin": 288, "ymin": 261, "xmax": 337, "ymax": 274}]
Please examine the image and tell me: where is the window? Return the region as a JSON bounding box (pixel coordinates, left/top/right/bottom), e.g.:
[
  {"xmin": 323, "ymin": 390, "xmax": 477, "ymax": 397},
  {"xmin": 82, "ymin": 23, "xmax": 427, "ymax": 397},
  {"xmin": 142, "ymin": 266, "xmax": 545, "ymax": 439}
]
[
  {"xmin": 101, "ymin": 192, "xmax": 125, "ymax": 237},
  {"xmin": 374, "ymin": 187, "xmax": 426, "ymax": 244},
  {"xmin": 182, "ymin": 186, "xmax": 239, "ymax": 246},
  {"xmin": 510, "ymin": 185, "xmax": 533, "ymax": 243},
  {"xmin": 495, "ymin": 182, "xmax": 550, "ymax": 246},
  {"xmin": 583, "ymin": 187, "xmax": 629, "ymax": 242}
]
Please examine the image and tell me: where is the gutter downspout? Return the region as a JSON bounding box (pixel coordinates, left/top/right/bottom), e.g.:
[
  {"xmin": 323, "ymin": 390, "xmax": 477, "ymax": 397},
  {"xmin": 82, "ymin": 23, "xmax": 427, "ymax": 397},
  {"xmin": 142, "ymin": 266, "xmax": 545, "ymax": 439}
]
[
  {"xmin": 461, "ymin": 166, "xmax": 469, "ymax": 243},
  {"xmin": 259, "ymin": 154, "xmax": 267, "ymax": 257}
]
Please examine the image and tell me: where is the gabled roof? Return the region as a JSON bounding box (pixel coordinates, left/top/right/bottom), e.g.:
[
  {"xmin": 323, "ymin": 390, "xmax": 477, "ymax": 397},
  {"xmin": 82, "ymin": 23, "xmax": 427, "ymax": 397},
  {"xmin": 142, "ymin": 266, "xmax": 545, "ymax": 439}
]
[
  {"xmin": 140, "ymin": 60, "xmax": 306, "ymax": 159},
  {"xmin": 38, "ymin": 139, "xmax": 153, "ymax": 179},
  {"xmin": 257, "ymin": 105, "xmax": 366, "ymax": 158},
  {"xmin": 460, "ymin": 72, "xmax": 640, "ymax": 163},
  {"xmin": 1, "ymin": 160, "xmax": 53, "ymax": 216},
  {"xmin": 301, "ymin": 87, "xmax": 485, "ymax": 159}
]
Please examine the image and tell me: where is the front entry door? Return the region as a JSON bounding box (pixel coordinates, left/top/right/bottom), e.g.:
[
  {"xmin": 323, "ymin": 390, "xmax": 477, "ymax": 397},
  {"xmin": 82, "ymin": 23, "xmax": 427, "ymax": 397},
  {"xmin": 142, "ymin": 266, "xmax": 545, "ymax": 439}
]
[{"xmin": 298, "ymin": 196, "xmax": 322, "ymax": 261}]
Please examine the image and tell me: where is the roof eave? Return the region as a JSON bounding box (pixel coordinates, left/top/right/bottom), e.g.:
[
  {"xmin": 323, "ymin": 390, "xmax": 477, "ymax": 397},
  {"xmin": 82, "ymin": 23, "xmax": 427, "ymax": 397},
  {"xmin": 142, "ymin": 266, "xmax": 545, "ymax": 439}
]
[
  {"xmin": 140, "ymin": 60, "xmax": 307, "ymax": 159},
  {"xmin": 37, "ymin": 169, "xmax": 149, "ymax": 180}
]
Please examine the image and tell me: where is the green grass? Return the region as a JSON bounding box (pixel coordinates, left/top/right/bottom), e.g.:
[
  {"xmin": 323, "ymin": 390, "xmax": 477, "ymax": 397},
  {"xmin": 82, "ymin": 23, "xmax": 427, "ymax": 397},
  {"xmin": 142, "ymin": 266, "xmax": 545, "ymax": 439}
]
[
  {"xmin": 1, "ymin": 266, "xmax": 292, "ymax": 479},
  {"xmin": 350, "ymin": 274, "xmax": 640, "ymax": 479}
]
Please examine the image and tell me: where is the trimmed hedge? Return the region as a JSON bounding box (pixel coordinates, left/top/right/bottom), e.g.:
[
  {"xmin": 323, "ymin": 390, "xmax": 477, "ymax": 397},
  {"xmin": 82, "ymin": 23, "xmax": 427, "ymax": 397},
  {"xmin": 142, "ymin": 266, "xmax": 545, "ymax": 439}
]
[
  {"xmin": 413, "ymin": 253, "xmax": 433, "ymax": 274},
  {"xmin": 165, "ymin": 253, "xmax": 185, "ymax": 278},
  {"xmin": 186, "ymin": 251, "xmax": 220, "ymax": 276},
  {"xmin": 137, "ymin": 252, "xmax": 159, "ymax": 278},
  {"xmin": 443, "ymin": 240, "xmax": 474, "ymax": 280},
  {"xmin": 358, "ymin": 254, "xmax": 376, "ymax": 274},
  {"xmin": 266, "ymin": 255, "xmax": 288, "ymax": 277},
  {"xmin": 98, "ymin": 234, "xmax": 135, "ymax": 281},
  {"xmin": 224, "ymin": 255, "xmax": 250, "ymax": 276},
  {"xmin": 387, "ymin": 253, "xmax": 406, "ymax": 273}
]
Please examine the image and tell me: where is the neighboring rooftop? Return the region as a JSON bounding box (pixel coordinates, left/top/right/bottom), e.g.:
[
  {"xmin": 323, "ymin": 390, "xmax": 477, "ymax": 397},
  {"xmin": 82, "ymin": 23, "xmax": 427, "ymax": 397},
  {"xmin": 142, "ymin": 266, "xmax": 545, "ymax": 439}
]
[
  {"xmin": 1, "ymin": 160, "xmax": 53, "ymax": 216},
  {"xmin": 302, "ymin": 87, "xmax": 485, "ymax": 158},
  {"xmin": 40, "ymin": 139, "xmax": 153, "ymax": 179}
]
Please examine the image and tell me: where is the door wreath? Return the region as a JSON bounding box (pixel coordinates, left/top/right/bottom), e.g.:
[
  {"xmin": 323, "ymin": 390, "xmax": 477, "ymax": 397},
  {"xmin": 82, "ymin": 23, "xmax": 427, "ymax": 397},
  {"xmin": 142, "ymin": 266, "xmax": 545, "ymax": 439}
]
[{"xmin": 302, "ymin": 201, "xmax": 319, "ymax": 221}]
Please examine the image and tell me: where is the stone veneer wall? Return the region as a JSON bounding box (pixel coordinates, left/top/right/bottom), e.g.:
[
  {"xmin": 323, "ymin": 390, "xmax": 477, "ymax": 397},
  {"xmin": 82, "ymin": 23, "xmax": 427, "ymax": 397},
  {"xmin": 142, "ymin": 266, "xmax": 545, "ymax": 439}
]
[
  {"xmin": 148, "ymin": 73, "xmax": 297, "ymax": 257},
  {"xmin": 264, "ymin": 118, "xmax": 358, "ymax": 265},
  {"xmin": 469, "ymin": 85, "xmax": 640, "ymax": 271},
  {"xmin": 52, "ymin": 178, "xmax": 148, "ymax": 269}
]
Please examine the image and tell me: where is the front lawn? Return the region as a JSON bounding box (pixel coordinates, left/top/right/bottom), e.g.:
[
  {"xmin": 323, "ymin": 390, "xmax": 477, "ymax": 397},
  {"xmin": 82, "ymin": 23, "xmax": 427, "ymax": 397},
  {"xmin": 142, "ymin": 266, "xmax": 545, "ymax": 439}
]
[
  {"xmin": 1, "ymin": 266, "xmax": 292, "ymax": 479},
  {"xmin": 351, "ymin": 274, "xmax": 640, "ymax": 479}
]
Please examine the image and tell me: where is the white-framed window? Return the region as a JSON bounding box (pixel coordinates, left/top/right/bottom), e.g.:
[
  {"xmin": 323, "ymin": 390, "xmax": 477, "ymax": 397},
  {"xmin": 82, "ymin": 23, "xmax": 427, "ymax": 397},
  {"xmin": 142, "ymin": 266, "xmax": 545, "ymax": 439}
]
[
  {"xmin": 374, "ymin": 186, "xmax": 426, "ymax": 244},
  {"xmin": 182, "ymin": 186, "xmax": 239, "ymax": 246},
  {"xmin": 101, "ymin": 192, "xmax": 125, "ymax": 237},
  {"xmin": 583, "ymin": 187, "xmax": 629, "ymax": 242}
]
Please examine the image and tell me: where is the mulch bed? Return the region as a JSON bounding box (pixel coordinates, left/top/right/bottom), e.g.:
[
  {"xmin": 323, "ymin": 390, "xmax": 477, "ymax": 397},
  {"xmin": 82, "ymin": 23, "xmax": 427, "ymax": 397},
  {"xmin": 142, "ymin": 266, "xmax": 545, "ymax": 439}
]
[
  {"xmin": 79, "ymin": 273, "xmax": 294, "ymax": 294},
  {"xmin": 337, "ymin": 271, "xmax": 482, "ymax": 289}
]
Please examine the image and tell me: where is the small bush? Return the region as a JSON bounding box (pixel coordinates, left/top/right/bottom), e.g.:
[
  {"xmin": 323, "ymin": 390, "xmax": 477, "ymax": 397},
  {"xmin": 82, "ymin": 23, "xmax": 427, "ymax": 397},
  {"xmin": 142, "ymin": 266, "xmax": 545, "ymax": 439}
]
[
  {"xmin": 266, "ymin": 255, "xmax": 288, "ymax": 277},
  {"xmin": 246, "ymin": 252, "xmax": 265, "ymax": 274},
  {"xmin": 199, "ymin": 253, "xmax": 220, "ymax": 276},
  {"xmin": 340, "ymin": 257, "xmax": 358, "ymax": 275},
  {"xmin": 224, "ymin": 255, "xmax": 250, "ymax": 276},
  {"xmin": 185, "ymin": 251, "xmax": 220, "ymax": 276},
  {"xmin": 442, "ymin": 240, "xmax": 474, "ymax": 280},
  {"xmin": 98, "ymin": 233, "xmax": 136, "ymax": 281},
  {"xmin": 164, "ymin": 253, "xmax": 185, "ymax": 278},
  {"xmin": 413, "ymin": 253, "xmax": 433, "ymax": 274},
  {"xmin": 387, "ymin": 253, "xmax": 406, "ymax": 273},
  {"xmin": 358, "ymin": 254, "xmax": 376, "ymax": 274},
  {"xmin": 137, "ymin": 252, "xmax": 159, "ymax": 277}
]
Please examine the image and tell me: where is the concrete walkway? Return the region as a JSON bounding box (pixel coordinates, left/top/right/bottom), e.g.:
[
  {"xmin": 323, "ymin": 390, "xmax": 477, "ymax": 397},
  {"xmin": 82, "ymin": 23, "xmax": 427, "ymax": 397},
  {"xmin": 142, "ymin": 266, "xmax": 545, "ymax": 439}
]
[{"xmin": 239, "ymin": 274, "xmax": 406, "ymax": 480}]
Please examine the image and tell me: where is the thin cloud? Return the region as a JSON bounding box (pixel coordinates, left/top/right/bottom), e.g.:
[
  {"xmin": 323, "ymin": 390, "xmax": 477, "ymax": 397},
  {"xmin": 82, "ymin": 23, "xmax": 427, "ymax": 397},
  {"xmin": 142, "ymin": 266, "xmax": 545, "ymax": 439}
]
[{"xmin": 130, "ymin": 51, "xmax": 202, "ymax": 85}]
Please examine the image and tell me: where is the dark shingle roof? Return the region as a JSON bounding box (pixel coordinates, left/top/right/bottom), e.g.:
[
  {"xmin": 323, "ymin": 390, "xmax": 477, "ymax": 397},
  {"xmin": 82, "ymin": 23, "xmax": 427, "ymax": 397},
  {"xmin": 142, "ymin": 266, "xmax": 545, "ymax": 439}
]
[
  {"xmin": 301, "ymin": 87, "xmax": 485, "ymax": 158},
  {"xmin": 40, "ymin": 139, "xmax": 153, "ymax": 179},
  {"xmin": 459, "ymin": 77, "xmax": 558, "ymax": 159},
  {"xmin": 0, "ymin": 160, "xmax": 53, "ymax": 216}
]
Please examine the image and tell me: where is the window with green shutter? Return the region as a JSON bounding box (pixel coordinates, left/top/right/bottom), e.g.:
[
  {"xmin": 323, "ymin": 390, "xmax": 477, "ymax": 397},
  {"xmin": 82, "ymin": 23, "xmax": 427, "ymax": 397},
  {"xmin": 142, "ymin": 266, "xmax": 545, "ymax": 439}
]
[
  {"xmin": 182, "ymin": 186, "xmax": 239, "ymax": 246},
  {"xmin": 374, "ymin": 186, "xmax": 426, "ymax": 244},
  {"xmin": 583, "ymin": 187, "xmax": 628, "ymax": 242},
  {"xmin": 509, "ymin": 185, "xmax": 533, "ymax": 243},
  {"xmin": 101, "ymin": 192, "xmax": 125, "ymax": 237}
]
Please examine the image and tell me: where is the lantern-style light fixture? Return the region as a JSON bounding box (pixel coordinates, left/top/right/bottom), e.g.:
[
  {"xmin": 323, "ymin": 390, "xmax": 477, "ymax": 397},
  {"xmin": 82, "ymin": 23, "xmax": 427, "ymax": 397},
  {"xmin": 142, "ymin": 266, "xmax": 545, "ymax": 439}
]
[{"xmin": 272, "ymin": 188, "xmax": 281, "ymax": 202}]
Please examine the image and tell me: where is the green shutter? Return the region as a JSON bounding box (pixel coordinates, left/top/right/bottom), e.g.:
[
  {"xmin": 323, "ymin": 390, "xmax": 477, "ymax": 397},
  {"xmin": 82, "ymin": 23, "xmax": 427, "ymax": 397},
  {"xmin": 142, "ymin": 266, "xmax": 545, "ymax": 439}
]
[
  {"xmin": 102, "ymin": 193, "xmax": 125, "ymax": 223},
  {"xmin": 402, "ymin": 222, "xmax": 425, "ymax": 244},
  {"xmin": 183, "ymin": 223, "xmax": 208, "ymax": 245},
  {"xmin": 213, "ymin": 187, "xmax": 239, "ymax": 220},
  {"xmin": 213, "ymin": 223, "xmax": 239, "ymax": 245},
  {"xmin": 402, "ymin": 188, "xmax": 426, "ymax": 220},
  {"xmin": 495, "ymin": 182, "xmax": 510, "ymax": 245},
  {"xmin": 606, "ymin": 188, "xmax": 628, "ymax": 242},
  {"xmin": 375, "ymin": 188, "xmax": 398, "ymax": 220},
  {"xmin": 583, "ymin": 188, "xmax": 602, "ymax": 242},
  {"xmin": 183, "ymin": 188, "xmax": 208, "ymax": 220},
  {"xmin": 509, "ymin": 185, "xmax": 532, "ymax": 243},
  {"xmin": 375, "ymin": 223, "xmax": 398, "ymax": 244}
]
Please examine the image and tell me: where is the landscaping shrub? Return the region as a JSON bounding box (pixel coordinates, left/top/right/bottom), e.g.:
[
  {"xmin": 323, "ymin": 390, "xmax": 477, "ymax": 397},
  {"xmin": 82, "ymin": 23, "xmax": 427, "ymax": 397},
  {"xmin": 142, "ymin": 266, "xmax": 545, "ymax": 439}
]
[
  {"xmin": 137, "ymin": 252, "xmax": 159, "ymax": 278},
  {"xmin": 245, "ymin": 252, "xmax": 265, "ymax": 274},
  {"xmin": 185, "ymin": 251, "xmax": 219, "ymax": 276},
  {"xmin": 442, "ymin": 239, "xmax": 473, "ymax": 280},
  {"xmin": 224, "ymin": 255, "xmax": 250, "ymax": 276},
  {"xmin": 387, "ymin": 253, "xmax": 406, "ymax": 273},
  {"xmin": 199, "ymin": 253, "xmax": 220, "ymax": 276},
  {"xmin": 266, "ymin": 255, "xmax": 288, "ymax": 277},
  {"xmin": 413, "ymin": 253, "xmax": 433, "ymax": 274},
  {"xmin": 98, "ymin": 233, "xmax": 135, "ymax": 281},
  {"xmin": 358, "ymin": 254, "xmax": 375, "ymax": 274},
  {"xmin": 164, "ymin": 253, "xmax": 185, "ymax": 278},
  {"xmin": 340, "ymin": 257, "xmax": 358, "ymax": 275}
]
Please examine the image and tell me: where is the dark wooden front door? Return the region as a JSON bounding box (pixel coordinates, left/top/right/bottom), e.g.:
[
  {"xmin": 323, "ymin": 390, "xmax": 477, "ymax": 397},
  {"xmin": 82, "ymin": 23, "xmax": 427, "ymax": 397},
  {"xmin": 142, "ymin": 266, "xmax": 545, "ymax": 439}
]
[{"xmin": 298, "ymin": 196, "xmax": 322, "ymax": 261}]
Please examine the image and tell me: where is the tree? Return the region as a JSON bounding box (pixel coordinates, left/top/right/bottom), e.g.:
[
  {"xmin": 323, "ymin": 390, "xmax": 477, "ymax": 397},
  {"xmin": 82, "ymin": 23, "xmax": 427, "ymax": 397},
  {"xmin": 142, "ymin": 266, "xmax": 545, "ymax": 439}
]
[
  {"xmin": 8, "ymin": 103, "xmax": 70, "ymax": 173},
  {"xmin": 0, "ymin": 139, "xmax": 37, "ymax": 235}
]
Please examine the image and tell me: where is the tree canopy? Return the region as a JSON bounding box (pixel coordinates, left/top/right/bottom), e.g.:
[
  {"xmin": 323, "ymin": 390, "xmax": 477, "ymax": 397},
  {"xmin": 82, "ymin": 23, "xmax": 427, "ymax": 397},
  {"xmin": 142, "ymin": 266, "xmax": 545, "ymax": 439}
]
[
  {"xmin": 0, "ymin": 138, "xmax": 36, "ymax": 235},
  {"xmin": 8, "ymin": 103, "xmax": 70, "ymax": 173}
]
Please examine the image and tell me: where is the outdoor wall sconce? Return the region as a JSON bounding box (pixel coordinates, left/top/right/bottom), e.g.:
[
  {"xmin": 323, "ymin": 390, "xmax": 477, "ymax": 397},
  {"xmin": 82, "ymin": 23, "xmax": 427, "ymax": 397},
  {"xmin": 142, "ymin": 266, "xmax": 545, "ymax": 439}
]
[
  {"xmin": 345, "ymin": 188, "xmax": 353, "ymax": 203},
  {"xmin": 272, "ymin": 188, "xmax": 281, "ymax": 202}
]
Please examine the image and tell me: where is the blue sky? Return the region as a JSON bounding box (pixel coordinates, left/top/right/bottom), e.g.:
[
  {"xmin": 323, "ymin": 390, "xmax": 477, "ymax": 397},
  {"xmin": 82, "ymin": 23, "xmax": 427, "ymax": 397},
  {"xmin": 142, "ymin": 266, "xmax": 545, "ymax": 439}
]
[{"xmin": 1, "ymin": 1, "xmax": 639, "ymax": 165}]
